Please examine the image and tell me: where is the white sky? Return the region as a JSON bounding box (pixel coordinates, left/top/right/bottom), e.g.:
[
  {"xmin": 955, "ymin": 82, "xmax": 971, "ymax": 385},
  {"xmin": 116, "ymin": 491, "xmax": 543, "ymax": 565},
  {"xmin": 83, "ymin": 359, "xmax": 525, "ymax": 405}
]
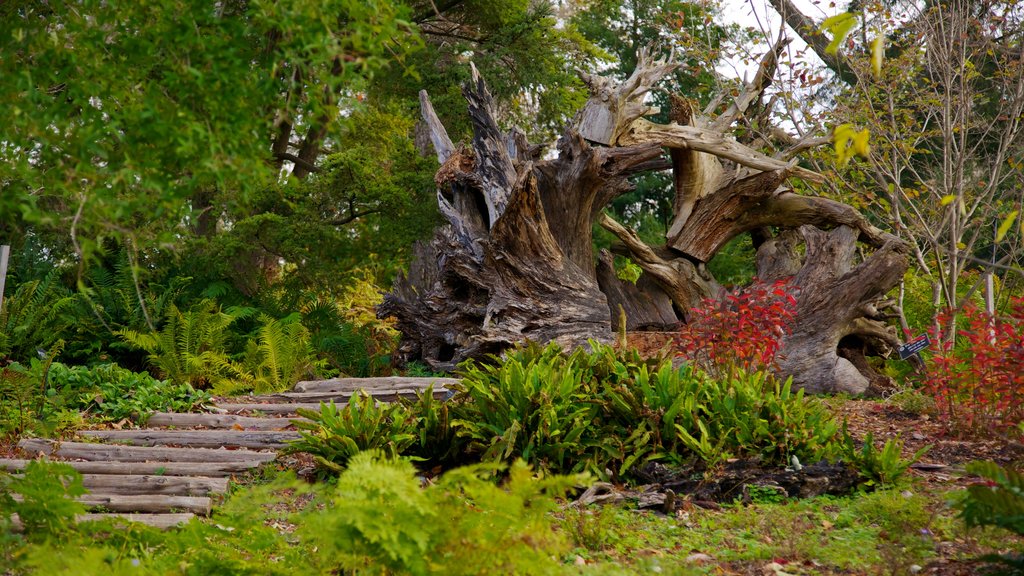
[{"xmin": 718, "ymin": 0, "xmax": 850, "ymax": 80}]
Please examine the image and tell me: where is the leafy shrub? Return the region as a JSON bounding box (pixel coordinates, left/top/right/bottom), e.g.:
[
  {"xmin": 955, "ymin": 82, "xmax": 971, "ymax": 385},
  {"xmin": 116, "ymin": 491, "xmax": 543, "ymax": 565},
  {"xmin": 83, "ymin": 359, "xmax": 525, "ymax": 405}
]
[
  {"xmin": 676, "ymin": 369, "xmax": 841, "ymax": 468},
  {"xmin": 289, "ymin": 394, "xmax": 418, "ymax": 474},
  {"xmin": 452, "ymin": 343, "xmax": 599, "ymax": 473},
  {"xmin": 453, "ymin": 342, "xmax": 842, "ymax": 479},
  {"xmin": 956, "ymin": 461, "xmax": 1024, "ymax": 573},
  {"xmin": 300, "ymin": 272, "xmax": 398, "ymax": 378},
  {"xmin": 300, "ymin": 451, "xmax": 582, "ymax": 575},
  {"xmin": 405, "ymin": 385, "xmax": 460, "ymax": 467},
  {"xmin": 47, "ymin": 362, "xmax": 210, "ymax": 421},
  {"xmin": 0, "ymin": 340, "xmax": 66, "ymax": 436},
  {"xmin": 922, "ymin": 298, "xmax": 1024, "ymax": 438},
  {"xmin": 0, "ymin": 460, "xmax": 86, "ymax": 538},
  {"xmin": 674, "ymin": 278, "xmax": 797, "ymax": 374}
]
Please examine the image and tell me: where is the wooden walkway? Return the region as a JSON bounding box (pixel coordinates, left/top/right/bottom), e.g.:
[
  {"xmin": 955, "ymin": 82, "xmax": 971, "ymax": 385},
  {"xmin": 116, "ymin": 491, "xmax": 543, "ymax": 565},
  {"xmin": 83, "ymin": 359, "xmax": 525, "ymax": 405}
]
[{"xmin": 4, "ymin": 376, "xmax": 456, "ymax": 530}]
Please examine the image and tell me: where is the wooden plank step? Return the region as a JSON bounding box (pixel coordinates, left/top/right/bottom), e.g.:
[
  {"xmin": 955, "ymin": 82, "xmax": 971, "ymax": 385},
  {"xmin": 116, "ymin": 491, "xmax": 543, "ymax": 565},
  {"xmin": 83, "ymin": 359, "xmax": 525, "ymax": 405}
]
[
  {"xmin": 0, "ymin": 458, "xmax": 263, "ymax": 477},
  {"xmin": 19, "ymin": 438, "xmax": 277, "ymax": 464},
  {"xmin": 214, "ymin": 402, "xmax": 329, "ymax": 415},
  {"xmin": 293, "ymin": 376, "xmax": 458, "ymax": 393},
  {"xmin": 12, "ymin": 493, "xmax": 212, "ymax": 515},
  {"xmin": 145, "ymin": 412, "xmax": 310, "ymax": 430},
  {"xmin": 10, "ymin": 513, "xmax": 195, "ymax": 531},
  {"xmin": 79, "ymin": 430, "xmax": 299, "ymax": 449},
  {"xmin": 79, "ymin": 494, "xmax": 212, "ymax": 515},
  {"xmin": 80, "ymin": 474, "xmax": 228, "ymax": 496}
]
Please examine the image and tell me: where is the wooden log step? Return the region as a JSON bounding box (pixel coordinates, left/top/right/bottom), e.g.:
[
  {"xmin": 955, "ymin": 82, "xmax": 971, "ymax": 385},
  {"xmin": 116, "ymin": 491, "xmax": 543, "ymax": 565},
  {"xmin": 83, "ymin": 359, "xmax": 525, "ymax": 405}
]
[
  {"xmin": 293, "ymin": 376, "xmax": 458, "ymax": 393},
  {"xmin": 11, "ymin": 493, "xmax": 212, "ymax": 515},
  {"xmin": 0, "ymin": 458, "xmax": 263, "ymax": 477},
  {"xmin": 79, "ymin": 494, "xmax": 212, "ymax": 515},
  {"xmin": 78, "ymin": 513, "xmax": 196, "ymax": 529},
  {"xmin": 18, "ymin": 438, "xmax": 278, "ymax": 464},
  {"xmin": 145, "ymin": 412, "xmax": 310, "ymax": 430},
  {"xmin": 214, "ymin": 402, "xmax": 331, "ymax": 415},
  {"xmin": 79, "ymin": 430, "xmax": 299, "ymax": 449},
  {"xmin": 3, "ymin": 470, "xmax": 227, "ymax": 496},
  {"xmin": 251, "ymin": 387, "xmax": 448, "ymax": 404},
  {"xmin": 80, "ymin": 474, "xmax": 228, "ymax": 496},
  {"xmin": 10, "ymin": 512, "xmax": 196, "ymax": 531}
]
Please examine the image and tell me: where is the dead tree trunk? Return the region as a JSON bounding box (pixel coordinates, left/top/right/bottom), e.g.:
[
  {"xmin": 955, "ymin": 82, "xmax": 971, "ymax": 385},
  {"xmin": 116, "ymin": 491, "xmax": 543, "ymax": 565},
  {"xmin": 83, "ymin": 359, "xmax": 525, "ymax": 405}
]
[{"xmin": 381, "ymin": 50, "xmax": 911, "ymax": 394}]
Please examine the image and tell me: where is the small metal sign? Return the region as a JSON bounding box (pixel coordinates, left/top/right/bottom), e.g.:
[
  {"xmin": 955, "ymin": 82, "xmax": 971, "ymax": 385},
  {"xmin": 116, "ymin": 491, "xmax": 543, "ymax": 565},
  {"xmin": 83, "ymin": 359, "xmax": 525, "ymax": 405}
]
[{"xmin": 898, "ymin": 334, "xmax": 930, "ymax": 360}]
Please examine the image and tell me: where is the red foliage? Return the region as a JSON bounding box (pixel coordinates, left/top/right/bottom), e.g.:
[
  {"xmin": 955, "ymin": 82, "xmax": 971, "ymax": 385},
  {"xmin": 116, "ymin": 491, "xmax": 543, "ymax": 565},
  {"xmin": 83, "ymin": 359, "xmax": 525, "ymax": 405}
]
[
  {"xmin": 922, "ymin": 298, "xmax": 1024, "ymax": 438},
  {"xmin": 674, "ymin": 279, "xmax": 798, "ymax": 374}
]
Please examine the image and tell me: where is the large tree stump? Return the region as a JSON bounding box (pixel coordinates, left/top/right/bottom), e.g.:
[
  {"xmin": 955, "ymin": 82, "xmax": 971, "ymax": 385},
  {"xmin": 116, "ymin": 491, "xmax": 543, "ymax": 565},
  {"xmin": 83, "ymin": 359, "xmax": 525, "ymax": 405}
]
[{"xmin": 380, "ymin": 51, "xmax": 911, "ymax": 393}]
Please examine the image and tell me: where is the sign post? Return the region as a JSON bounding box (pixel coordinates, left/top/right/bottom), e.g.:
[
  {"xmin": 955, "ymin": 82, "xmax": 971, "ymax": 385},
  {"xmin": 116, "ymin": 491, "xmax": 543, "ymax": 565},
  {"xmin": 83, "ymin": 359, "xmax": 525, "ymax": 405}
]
[
  {"xmin": 897, "ymin": 333, "xmax": 930, "ymax": 360},
  {"xmin": 0, "ymin": 245, "xmax": 9, "ymax": 317}
]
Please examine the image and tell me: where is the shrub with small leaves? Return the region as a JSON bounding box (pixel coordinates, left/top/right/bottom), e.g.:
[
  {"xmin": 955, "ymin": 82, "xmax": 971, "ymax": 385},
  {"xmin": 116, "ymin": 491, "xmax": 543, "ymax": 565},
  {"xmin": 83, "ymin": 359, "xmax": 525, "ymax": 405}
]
[
  {"xmin": 674, "ymin": 279, "xmax": 797, "ymax": 374},
  {"xmin": 922, "ymin": 299, "xmax": 1024, "ymax": 438}
]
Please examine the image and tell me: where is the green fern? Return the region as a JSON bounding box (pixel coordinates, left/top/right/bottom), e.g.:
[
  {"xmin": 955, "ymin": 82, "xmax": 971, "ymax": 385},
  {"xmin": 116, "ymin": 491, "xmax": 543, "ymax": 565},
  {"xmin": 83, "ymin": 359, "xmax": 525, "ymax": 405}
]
[
  {"xmin": 0, "ymin": 271, "xmax": 76, "ymax": 362},
  {"xmin": 116, "ymin": 300, "xmax": 240, "ymax": 388},
  {"xmin": 959, "ymin": 461, "xmax": 1024, "ymax": 535},
  {"xmin": 226, "ymin": 314, "xmax": 323, "ymax": 395},
  {"xmin": 956, "ymin": 461, "xmax": 1024, "ymax": 573}
]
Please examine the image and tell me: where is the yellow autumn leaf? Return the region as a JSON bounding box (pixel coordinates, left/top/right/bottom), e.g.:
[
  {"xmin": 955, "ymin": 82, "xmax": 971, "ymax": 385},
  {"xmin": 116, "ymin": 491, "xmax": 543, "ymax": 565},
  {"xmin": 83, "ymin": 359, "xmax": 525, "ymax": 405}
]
[
  {"xmin": 996, "ymin": 211, "xmax": 1019, "ymax": 242},
  {"xmin": 851, "ymin": 128, "xmax": 870, "ymax": 157},
  {"xmin": 940, "ymin": 195, "xmax": 957, "ymax": 206},
  {"xmin": 822, "ymin": 13, "xmax": 858, "ymax": 55},
  {"xmin": 870, "ymin": 37, "xmax": 884, "ymax": 78}
]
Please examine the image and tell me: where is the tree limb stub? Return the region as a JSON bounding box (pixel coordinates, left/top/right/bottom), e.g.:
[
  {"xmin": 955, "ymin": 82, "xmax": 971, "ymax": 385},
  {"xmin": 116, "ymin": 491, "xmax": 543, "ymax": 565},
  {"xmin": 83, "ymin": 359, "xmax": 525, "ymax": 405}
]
[
  {"xmin": 599, "ymin": 213, "xmax": 715, "ymax": 313},
  {"xmin": 464, "ymin": 62, "xmax": 516, "ymax": 227},
  {"xmin": 576, "ymin": 47, "xmax": 681, "ymax": 145}
]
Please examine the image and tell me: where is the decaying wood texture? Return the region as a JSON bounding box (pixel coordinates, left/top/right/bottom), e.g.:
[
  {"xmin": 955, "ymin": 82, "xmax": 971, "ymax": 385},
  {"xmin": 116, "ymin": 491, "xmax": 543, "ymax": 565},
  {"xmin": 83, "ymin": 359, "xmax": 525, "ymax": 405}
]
[
  {"xmin": 381, "ymin": 48, "xmax": 911, "ymax": 394},
  {"xmin": 9, "ymin": 513, "xmax": 196, "ymax": 531},
  {"xmin": 145, "ymin": 412, "xmax": 309, "ymax": 430},
  {"xmin": 212, "ymin": 402, "xmax": 328, "ymax": 415},
  {"xmin": 18, "ymin": 439, "xmax": 278, "ymax": 463},
  {"xmin": 76, "ymin": 494, "xmax": 212, "ymax": 515},
  {"xmin": 292, "ymin": 375, "xmax": 459, "ymax": 393},
  {"xmin": 0, "ymin": 458, "xmax": 261, "ymax": 477},
  {"xmin": 9, "ymin": 493, "xmax": 213, "ymax": 515},
  {"xmin": 79, "ymin": 430, "xmax": 300, "ymax": 449},
  {"xmin": 77, "ymin": 474, "xmax": 228, "ymax": 496}
]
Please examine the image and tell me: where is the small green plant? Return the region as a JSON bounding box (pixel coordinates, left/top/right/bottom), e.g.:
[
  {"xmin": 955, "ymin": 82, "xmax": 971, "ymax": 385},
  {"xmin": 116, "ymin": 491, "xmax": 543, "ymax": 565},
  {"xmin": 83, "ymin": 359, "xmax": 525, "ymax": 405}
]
[
  {"xmin": 289, "ymin": 394, "xmax": 418, "ymax": 473},
  {"xmin": 47, "ymin": 362, "xmax": 210, "ymax": 421},
  {"xmin": 842, "ymin": 429, "xmax": 927, "ymax": 487},
  {"xmin": 0, "ymin": 460, "xmax": 87, "ymax": 538},
  {"xmin": 886, "ymin": 387, "xmax": 937, "ymax": 416},
  {"xmin": 404, "ymin": 385, "xmax": 460, "ymax": 467}
]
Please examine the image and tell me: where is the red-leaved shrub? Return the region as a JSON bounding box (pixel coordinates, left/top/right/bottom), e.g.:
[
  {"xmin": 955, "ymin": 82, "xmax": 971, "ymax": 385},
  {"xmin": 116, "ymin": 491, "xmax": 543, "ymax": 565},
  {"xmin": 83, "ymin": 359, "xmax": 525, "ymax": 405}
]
[
  {"xmin": 674, "ymin": 279, "xmax": 798, "ymax": 374},
  {"xmin": 922, "ymin": 298, "xmax": 1024, "ymax": 438}
]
